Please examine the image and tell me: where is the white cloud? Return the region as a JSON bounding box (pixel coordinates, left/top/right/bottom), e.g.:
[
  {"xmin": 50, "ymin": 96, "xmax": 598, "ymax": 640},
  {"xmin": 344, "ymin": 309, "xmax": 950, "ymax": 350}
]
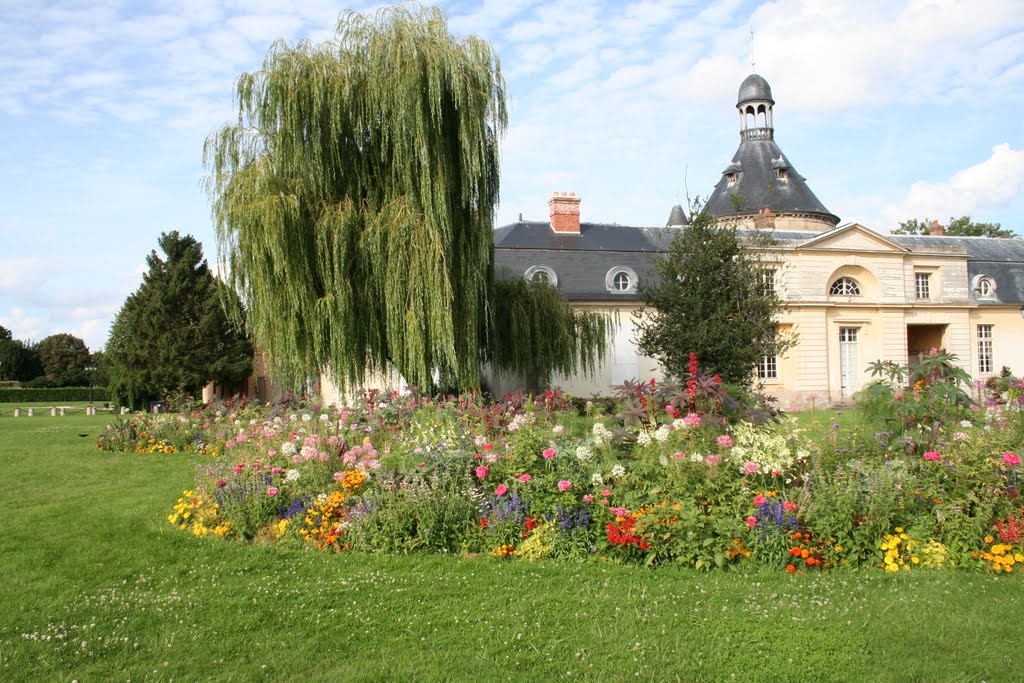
[{"xmin": 881, "ymin": 144, "xmax": 1024, "ymax": 228}]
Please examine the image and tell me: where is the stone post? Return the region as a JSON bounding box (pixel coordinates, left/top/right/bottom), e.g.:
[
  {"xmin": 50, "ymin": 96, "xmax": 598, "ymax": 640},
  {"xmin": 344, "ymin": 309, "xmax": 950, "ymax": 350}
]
[
  {"xmin": 28, "ymin": 408, "xmax": 35, "ymax": 416},
  {"xmin": 13, "ymin": 408, "xmax": 20, "ymax": 417},
  {"xmin": 50, "ymin": 407, "xmax": 57, "ymax": 416}
]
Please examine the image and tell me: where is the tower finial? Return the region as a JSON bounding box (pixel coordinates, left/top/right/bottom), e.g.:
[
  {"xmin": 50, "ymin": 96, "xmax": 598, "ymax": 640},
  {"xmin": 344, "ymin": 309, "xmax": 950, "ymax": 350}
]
[{"xmin": 750, "ymin": 27, "xmax": 755, "ymax": 71}]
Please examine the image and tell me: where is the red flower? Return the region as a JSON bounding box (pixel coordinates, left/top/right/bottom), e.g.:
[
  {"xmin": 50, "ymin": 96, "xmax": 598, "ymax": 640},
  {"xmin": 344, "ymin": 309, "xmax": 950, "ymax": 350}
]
[
  {"xmin": 480, "ymin": 518, "xmax": 489, "ymax": 530},
  {"xmin": 786, "ymin": 564, "xmax": 796, "ymax": 573}
]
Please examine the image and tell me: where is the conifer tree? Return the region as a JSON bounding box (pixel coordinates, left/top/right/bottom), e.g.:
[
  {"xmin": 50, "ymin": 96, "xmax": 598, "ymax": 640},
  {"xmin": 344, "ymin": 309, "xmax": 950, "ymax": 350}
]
[
  {"xmin": 635, "ymin": 211, "xmax": 789, "ymax": 388},
  {"xmin": 105, "ymin": 232, "xmax": 252, "ymax": 409}
]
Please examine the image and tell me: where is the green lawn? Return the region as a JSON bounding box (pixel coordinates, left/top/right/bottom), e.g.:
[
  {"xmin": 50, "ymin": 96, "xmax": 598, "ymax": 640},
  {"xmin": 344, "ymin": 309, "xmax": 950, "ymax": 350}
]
[{"xmin": 2, "ymin": 413, "xmax": 1023, "ymax": 682}]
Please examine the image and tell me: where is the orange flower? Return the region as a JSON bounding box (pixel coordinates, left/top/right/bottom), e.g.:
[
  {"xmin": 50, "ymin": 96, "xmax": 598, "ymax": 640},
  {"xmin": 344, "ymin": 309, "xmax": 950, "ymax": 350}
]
[{"xmin": 786, "ymin": 564, "xmax": 796, "ymax": 573}]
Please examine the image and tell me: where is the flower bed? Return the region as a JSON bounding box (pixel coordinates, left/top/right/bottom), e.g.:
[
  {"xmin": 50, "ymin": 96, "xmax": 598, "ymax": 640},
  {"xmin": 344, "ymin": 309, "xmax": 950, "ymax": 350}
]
[{"xmin": 100, "ymin": 362, "xmax": 1024, "ymax": 573}]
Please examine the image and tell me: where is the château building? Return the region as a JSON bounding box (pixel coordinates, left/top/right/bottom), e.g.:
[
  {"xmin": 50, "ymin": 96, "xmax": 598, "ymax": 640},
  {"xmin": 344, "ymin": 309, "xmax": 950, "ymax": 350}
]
[{"xmin": 487, "ymin": 74, "xmax": 1024, "ymax": 407}]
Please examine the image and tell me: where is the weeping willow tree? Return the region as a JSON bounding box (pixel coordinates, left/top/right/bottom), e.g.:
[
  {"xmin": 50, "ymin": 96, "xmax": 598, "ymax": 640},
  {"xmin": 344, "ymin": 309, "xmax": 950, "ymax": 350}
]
[
  {"xmin": 205, "ymin": 4, "xmax": 607, "ymax": 392},
  {"xmin": 488, "ymin": 278, "xmax": 611, "ymax": 392}
]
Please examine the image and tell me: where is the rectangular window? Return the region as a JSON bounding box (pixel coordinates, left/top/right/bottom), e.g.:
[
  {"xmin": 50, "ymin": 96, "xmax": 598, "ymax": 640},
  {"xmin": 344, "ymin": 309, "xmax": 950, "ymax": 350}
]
[
  {"xmin": 978, "ymin": 324, "xmax": 994, "ymax": 375},
  {"xmin": 915, "ymin": 272, "xmax": 931, "ymax": 299},
  {"xmin": 759, "ymin": 267, "xmax": 777, "ymax": 296},
  {"xmin": 757, "ymin": 354, "xmax": 778, "ymax": 380}
]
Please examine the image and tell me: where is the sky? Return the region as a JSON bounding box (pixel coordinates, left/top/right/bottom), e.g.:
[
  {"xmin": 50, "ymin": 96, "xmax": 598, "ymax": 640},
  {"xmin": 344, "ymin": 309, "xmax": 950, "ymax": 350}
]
[{"xmin": 1, "ymin": 0, "xmax": 1022, "ymax": 352}]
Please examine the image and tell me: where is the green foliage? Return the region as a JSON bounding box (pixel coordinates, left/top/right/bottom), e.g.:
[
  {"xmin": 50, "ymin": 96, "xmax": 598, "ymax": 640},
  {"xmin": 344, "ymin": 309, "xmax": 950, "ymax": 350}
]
[
  {"xmin": 893, "ymin": 215, "xmax": 1016, "ymax": 238},
  {"xmin": 635, "ymin": 211, "xmax": 791, "ymax": 387},
  {"xmin": 105, "ymin": 231, "xmax": 253, "ymax": 410},
  {"xmin": 859, "ymin": 350, "xmax": 975, "ymax": 450},
  {"xmin": 205, "ymin": 5, "xmax": 605, "ymax": 393},
  {"xmin": 488, "ymin": 278, "xmax": 611, "ymax": 389},
  {"xmin": 0, "ymin": 336, "xmax": 42, "ymax": 382},
  {"xmin": 204, "ymin": 5, "xmax": 503, "ymax": 393},
  {"xmin": 0, "ymin": 387, "xmax": 111, "ymax": 403},
  {"xmin": 35, "ymin": 333, "xmax": 91, "ymax": 387}
]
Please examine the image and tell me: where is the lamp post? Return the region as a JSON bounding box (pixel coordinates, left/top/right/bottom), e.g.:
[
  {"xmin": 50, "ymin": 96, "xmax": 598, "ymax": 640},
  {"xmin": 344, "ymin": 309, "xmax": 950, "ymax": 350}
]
[{"xmin": 85, "ymin": 365, "xmax": 97, "ymax": 405}]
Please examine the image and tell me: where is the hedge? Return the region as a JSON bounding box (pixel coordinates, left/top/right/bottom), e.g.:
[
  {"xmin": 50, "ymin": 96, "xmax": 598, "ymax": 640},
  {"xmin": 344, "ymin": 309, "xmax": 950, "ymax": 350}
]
[{"xmin": 0, "ymin": 387, "xmax": 111, "ymax": 404}]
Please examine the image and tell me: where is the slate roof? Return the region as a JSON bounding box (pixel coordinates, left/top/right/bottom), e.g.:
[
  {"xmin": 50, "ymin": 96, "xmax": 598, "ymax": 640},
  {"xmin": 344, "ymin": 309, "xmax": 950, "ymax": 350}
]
[
  {"xmin": 494, "ymin": 222, "xmax": 1024, "ymax": 305},
  {"xmin": 738, "ymin": 73, "xmax": 774, "ymax": 105},
  {"xmin": 703, "ymin": 138, "xmax": 840, "ymax": 223}
]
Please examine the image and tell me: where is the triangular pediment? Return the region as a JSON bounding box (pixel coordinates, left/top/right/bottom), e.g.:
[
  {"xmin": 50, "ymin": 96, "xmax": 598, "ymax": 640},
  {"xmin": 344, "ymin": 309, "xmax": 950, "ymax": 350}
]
[{"xmin": 798, "ymin": 223, "xmax": 910, "ymax": 253}]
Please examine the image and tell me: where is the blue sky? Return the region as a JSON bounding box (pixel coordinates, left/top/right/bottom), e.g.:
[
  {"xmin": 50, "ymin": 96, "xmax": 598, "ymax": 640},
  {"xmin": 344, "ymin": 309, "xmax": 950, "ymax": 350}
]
[{"xmin": 1, "ymin": 0, "xmax": 1022, "ymax": 352}]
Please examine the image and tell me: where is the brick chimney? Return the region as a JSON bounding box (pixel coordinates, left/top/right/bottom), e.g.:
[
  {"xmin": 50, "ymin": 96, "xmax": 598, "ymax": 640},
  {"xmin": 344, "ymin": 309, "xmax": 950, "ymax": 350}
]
[
  {"xmin": 755, "ymin": 207, "xmax": 776, "ymax": 230},
  {"xmin": 929, "ymin": 219, "xmax": 945, "ymax": 236},
  {"xmin": 549, "ymin": 192, "xmax": 581, "ymax": 234}
]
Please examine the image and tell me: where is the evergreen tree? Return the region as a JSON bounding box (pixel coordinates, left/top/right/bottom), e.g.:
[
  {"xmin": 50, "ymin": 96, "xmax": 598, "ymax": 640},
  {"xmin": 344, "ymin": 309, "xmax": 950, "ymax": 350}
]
[
  {"xmin": 35, "ymin": 333, "xmax": 91, "ymax": 386},
  {"xmin": 204, "ymin": 5, "xmax": 606, "ymax": 393},
  {"xmin": 894, "ymin": 216, "xmax": 1015, "ymax": 238},
  {"xmin": 635, "ymin": 211, "xmax": 790, "ymax": 388},
  {"xmin": 105, "ymin": 231, "xmax": 252, "ymax": 409}
]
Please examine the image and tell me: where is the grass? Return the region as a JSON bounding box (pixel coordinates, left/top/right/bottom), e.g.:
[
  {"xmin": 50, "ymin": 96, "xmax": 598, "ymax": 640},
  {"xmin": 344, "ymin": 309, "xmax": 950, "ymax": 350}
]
[{"xmin": 3, "ymin": 413, "xmax": 1024, "ymax": 681}]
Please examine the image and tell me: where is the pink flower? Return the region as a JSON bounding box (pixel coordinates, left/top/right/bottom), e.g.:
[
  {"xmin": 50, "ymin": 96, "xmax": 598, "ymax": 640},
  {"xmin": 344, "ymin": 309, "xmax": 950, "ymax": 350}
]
[
  {"xmin": 557, "ymin": 480, "xmax": 572, "ymax": 492},
  {"xmin": 741, "ymin": 461, "xmax": 760, "ymax": 475},
  {"xmin": 495, "ymin": 484, "xmax": 509, "ymax": 497},
  {"xmin": 672, "ymin": 452, "xmax": 687, "ymax": 460},
  {"xmin": 746, "ymin": 516, "xmax": 758, "ymax": 527},
  {"xmin": 716, "ymin": 434, "xmax": 733, "ymax": 448},
  {"xmin": 518, "ymin": 473, "xmax": 532, "ymax": 483},
  {"xmin": 417, "ymin": 462, "xmax": 426, "ymax": 467},
  {"xmin": 483, "ymin": 444, "xmax": 493, "ymax": 451},
  {"xmin": 475, "ymin": 465, "xmax": 489, "ymax": 479},
  {"xmin": 582, "ymin": 494, "xmax": 595, "ymax": 503},
  {"xmin": 752, "ymin": 495, "xmax": 767, "ymax": 506},
  {"xmin": 600, "ymin": 489, "xmax": 612, "ymax": 497},
  {"xmin": 683, "ymin": 412, "xmax": 702, "ymax": 428},
  {"xmin": 267, "ymin": 449, "xmax": 277, "ymax": 457},
  {"xmin": 923, "ymin": 451, "xmax": 942, "ymax": 462},
  {"xmin": 542, "ymin": 448, "xmax": 557, "ymax": 460},
  {"xmin": 271, "ymin": 467, "xmax": 282, "ymax": 475},
  {"xmin": 599, "ymin": 498, "xmax": 609, "ymax": 505},
  {"xmin": 267, "ymin": 486, "xmax": 279, "ymax": 496},
  {"xmin": 1003, "ymin": 452, "xmax": 1021, "ymax": 466},
  {"xmin": 610, "ymin": 507, "xmax": 630, "ymax": 517},
  {"xmin": 705, "ymin": 454, "xmax": 720, "ymax": 467},
  {"xmin": 783, "ymin": 500, "xmax": 798, "ymax": 513},
  {"xmin": 232, "ymin": 464, "xmax": 244, "ymax": 474}
]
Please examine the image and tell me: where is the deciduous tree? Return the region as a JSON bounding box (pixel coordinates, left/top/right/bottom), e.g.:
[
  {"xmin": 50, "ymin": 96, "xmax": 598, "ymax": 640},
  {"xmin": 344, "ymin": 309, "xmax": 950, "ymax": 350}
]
[
  {"xmin": 35, "ymin": 333, "xmax": 90, "ymax": 387},
  {"xmin": 893, "ymin": 216, "xmax": 1015, "ymax": 238},
  {"xmin": 204, "ymin": 4, "xmax": 606, "ymax": 393}
]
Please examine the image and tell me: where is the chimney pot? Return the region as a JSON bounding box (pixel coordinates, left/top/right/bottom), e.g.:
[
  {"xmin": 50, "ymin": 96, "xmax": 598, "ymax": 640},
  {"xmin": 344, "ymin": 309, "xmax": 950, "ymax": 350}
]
[{"xmin": 929, "ymin": 220, "xmax": 945, "ymax": 236}]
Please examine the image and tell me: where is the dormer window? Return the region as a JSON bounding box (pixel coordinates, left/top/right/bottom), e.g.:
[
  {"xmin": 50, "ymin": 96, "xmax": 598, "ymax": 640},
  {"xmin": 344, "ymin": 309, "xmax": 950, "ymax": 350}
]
[
  {"xmin": 524, "ymin": 265, "xmax": 558, "ymax": 287},
  {"xmin": 776, "ymin": 168, "xmax": 788, "ymax": 181},
  {"xmin": 606, "ymin": 266, "xmax": 638, "ymax": 294},
  {"xmin": 829, "ymin": 277, "xmax": 861, "ymax": 296},
  {"xmin": 723, "ymin": 162, "xmax": 741, "ymax": 187},
  {"xmin": 973, "ymin": 274, "xmax": 997, "ymax": 298}
]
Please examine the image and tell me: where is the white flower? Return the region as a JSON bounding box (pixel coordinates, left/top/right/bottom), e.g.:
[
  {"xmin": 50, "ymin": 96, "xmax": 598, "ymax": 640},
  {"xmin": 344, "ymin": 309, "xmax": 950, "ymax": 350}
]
[
  {"xmin": 301, "ymin": 414, "xmax": 312, "ymax": 423},
  {"xmin": 281, "ymin": 442, "xmax": 298, "ymax": 455},
  {"xmin": 653, "ymin": 425, "xmax": 671, "ymax": 443},
  {"xmin": 591, "ymin": 472, "xmax": 604, "ymax": 485},
  {"xmin": 636, "ymin": 431, "xmax": 652, "ymax": 446},
  {"xmin": 611, "ymin": 464, "xmax": 626, "ymax": 478},
  {"xmin": 959, "ymin": 420, "xmax": 973, "ymax": 428},
  {"xmin": 553, "ymin": 425, "xmax": 565, "ymax": 434},
  {"xmin": 285, "ymin": 469, "xmax": 301, "ymax": 481},
  {"xmin": 320, "ymin": 414, "xmax": 331, "ymax": 422},
  {"xmin": 575, "ymin": 445, "xmax": 592, "ymax": 462},
  {"xmin": 690, "ymin": 453, "xmax": 704, "ymax": 463},
  {"xmin": 671, "ymin": 418, "xmax": 686, "ymax": 430}
]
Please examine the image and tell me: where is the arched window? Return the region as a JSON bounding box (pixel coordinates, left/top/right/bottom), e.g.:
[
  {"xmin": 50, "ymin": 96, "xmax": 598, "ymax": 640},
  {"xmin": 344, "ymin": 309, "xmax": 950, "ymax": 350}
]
[
  {"xmin": 829, "ymin": 277, "xmax": 861, "ymax": 296},
  {"xmin": 972, "ymin": 274, "xmax": 997, "ymax": 298},
  {"xmin": 606, "ymin": 266, "xmax": 638, "ymax": 294},
  {"xmin": 524, "ymin": 265, "xmax": 557, "ymax": 287}
]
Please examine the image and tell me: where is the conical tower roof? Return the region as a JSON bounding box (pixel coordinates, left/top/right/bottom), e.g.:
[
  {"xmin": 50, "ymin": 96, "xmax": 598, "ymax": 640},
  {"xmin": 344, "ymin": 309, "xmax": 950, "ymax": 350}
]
[{"xmin": 705, "ymin": 74, "xmax": 838, "ymax": 228}]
